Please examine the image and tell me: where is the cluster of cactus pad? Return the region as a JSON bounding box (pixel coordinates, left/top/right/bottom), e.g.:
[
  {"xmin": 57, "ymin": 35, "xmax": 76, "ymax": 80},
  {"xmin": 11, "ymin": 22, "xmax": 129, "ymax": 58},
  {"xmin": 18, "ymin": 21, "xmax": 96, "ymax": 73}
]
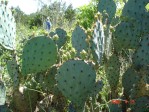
[{"xmin": 0, "ymin": 0, "xmax": 149, "ymax": 111}]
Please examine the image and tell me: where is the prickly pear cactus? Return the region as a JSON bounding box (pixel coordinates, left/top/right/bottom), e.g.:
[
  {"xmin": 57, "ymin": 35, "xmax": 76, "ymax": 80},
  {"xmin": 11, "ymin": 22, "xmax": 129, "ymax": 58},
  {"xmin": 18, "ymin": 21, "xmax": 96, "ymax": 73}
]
[
  {"xmin": 132, "ymin": 35, "xmax": 149, "ymax": 72},
  {"xmin": 122, "ymin": 68, "xmax": 139, "ymax": 97},
  {"xmin": 21, "ymin": 36, "xmax": 57, "ymax": 75},
  {"xmin": 49, "ymin": 31, "xmax": 56, "ymax": 37},
  {"xmin": 105, "ymin": 54, "xmax": 121, "ymax": 91},
  {"xmin": 122, "ymin": 0, "xmax": 149, "ymax": 35},
  {"xmin": 90, "ymin": 80, "xmax": 103, "ymax": 97},
  {"xmin": 55, "ymin": 28, "xmax": 67, "ymax": 49},
  {"xmin": 0, "ymin": 81, "xmax": 6, "ymax": 105},
  {"xmin": 97, "ymin": 0, "xmax": 116, "ymax": 24},
  {"xmin": 7, "ymin": 59, "xmax": 19, "ymax": 88},
  {"xmin": 0, "ymin": 1, "xmax": 16, "ymax": 50},
  {"xmin": 56, "ymin": 60, "xmax": 96, "ymax": 109},
  {"xmin": 113, "ymin": 21, "xmax": 141, "ymax": 51},
  {"xmin": 72, "ymin": 25, "xmax": 88, "ymax": 56},
  {"xmin": 108, "ymin": 103, "xmax": 122, "ymax": 112},
  {"xmin": 90, "ymin": 17, "xmax": 105, "ymax": 64},
  {"xmin": 131, "ymin": 96, "xmax": 149, "ymax": 112}
]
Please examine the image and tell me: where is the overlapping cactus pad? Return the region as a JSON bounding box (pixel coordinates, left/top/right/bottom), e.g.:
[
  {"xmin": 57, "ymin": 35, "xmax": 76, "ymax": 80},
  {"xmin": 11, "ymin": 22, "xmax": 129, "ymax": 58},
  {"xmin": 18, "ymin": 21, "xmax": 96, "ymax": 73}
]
[
  {"xmin": 56, "ymin": 60, "xmax": 96, "ymax": 106},
  {"xmin": 97, "ymin": 0, "xmax": 116, "ymax": 24},
  {"xmin": 0, "ymin": 2, "xmax": 16, "ymax": 50},
  {"xmin": 113, "ymin": 21, "xmax": 141, "ymax": 51},
  {"xmin": 7, "ymin": 60, "xmax": 19, "ymax": 87},
  {"xmin": 105, "ymin": 54, "xmax": 121, "ymax": 91},
  {"xmin": 72, "ymin": 25, "xmax": 88, "ymax": 55},
  {"xmin": 131, "ymin": 96, "xmax": 149, "ymax": 112},
  {"xmin": 132, "ymin": 35, "xmax": 149, "ymax": 72},
  {"xmin": 21, "ymin": 36, "xmax": 57, "ymax": 75},
  {"xmin": 122, "ymin": 68, "xmax": 139, "ymax": 96},
  {"xmin": 122, "ymin": 0, "xmax": 149, "ymax": 35}
]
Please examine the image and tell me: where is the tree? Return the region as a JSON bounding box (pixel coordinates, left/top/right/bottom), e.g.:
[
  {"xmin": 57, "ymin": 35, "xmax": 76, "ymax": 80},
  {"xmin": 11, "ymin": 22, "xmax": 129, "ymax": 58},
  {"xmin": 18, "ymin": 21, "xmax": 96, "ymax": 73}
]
[{"xmin": 64, "ymin": 4, "xmax": 76, "ymax": 22}]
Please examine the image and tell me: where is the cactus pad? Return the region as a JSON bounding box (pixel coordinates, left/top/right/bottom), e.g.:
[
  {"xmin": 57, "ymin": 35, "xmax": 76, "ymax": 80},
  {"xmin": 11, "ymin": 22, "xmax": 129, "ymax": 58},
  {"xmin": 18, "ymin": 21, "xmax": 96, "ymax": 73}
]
[
  {"xmin": 21, "ymin": 36, "xmax": 57, "ymax": 75},
  {"xmin": 105, "ymin": 54, "xmax": 120, "ymax": 91},
  {"xmin": 122, "ymin": 68, "xmax": 139, "ymax": 97},
  {"xmin": 91, "ymin": 18, "xmax": 105, "ymax": 64},
  {"xmin": 55, "ymin": 28, "xmax": 67, "ymax": 49},
  {"xmin": 7, "ymin": 59, "xmax": 19, "ymax": 88},
  {"xmin": 131, "ymin": 96, "xmax": 149, "ymax": 112},
  {"xmin": 0, "ymin": 2, "xmax": 16, "ymax": 50},
  {"xmin": 113, "ymin": 21, "xmax": 141, "ymax": 51},
  {"xmin": 97, "ymin": 0, "xmax": 116, "ymax": 24},
  {"xmin": 72, "ymin": 25, "xmax": 88, "ymax": 55},
  {"xmin": 132, "ymin": 35, "xmax": 149, "ymax": 72},
  {"xmin": 122, "ymin": 0, "xmax": 149, "ymax": 35},
  {"xmin": 56, "ymin": 60, "xmax": 96, "ymax": 106}
]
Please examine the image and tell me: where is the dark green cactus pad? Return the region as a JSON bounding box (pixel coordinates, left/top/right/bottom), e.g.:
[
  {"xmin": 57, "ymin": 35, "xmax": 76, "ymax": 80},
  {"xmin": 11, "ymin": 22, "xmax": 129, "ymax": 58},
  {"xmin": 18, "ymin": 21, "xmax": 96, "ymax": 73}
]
[
  {"xmin": 97, "ymin": 0, "xmax": 116, "ymax": 24},
  {"xmin": 0, "ymin": 81, "xmax": 6, "ymax": 105},
  {"xmin": 105, "ymin": 54, "xmax": 121, "ymax": 91},
  {"xmin": 113, "ymin": 21, "xmax": 141, "ymax": 51},
  {"xmin": 91, "ymin": 19, "xmax": 105, "ymax": 64},
  {"xmin": 55, "ymin": 28, "xmax": 67, "ymax": 49},
  {"xmin": 56, "ymin": 60, "xmax": 96, "ymax": 106},
  {"xmin": 90, "ymin": 80, "xmax": 103, "ymax": 97},
  {"xmin": 0, "ymin": 3, "xmax": 16, "ymax": 50},
  {"xmin": 122, "ymin": 0, "xmax": 149, "ymax": 35},
  {"xmin": 132, "ymin": 35, "xmax": 149, "ymax": 72},
  {"xmin": 72, "ymin": 25, "xmax": 88, "ymax": 55},
  {"xmin": 122, "ymin": 68, "xmax": 139, "ymax": 97},
  {"xmin": 108, "ymin": 103, "xmax": 122, "ymax": 112},
  {"xmin": 21, "ymin": 36, "xmax": 57, "ymax": 75},
  {"xmin": 42, "ymin": 66, "xmax": 58, "ymax": 93},
  {"xmin": 131, "ymin": 96, "xmax": 149, "ymax": 112},
  {"xmin": 7, "ymin": 60, "xmax": 19, "ymax": 88},
  {"xmin": 49, "ymin": 31, "xmax": 56, "ymax": 37}
]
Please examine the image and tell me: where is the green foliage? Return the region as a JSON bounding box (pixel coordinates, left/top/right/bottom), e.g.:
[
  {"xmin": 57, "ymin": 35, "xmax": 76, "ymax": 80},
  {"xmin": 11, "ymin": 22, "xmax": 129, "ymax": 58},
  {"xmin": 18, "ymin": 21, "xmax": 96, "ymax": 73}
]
[{"xmin": 76, "ymin": 3, "xmax": 97, "ymax": 29}]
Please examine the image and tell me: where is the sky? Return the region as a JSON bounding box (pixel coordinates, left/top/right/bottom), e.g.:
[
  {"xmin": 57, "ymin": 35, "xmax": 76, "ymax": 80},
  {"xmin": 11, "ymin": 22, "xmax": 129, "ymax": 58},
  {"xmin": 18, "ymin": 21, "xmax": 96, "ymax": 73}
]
[{"xmin": 8, "ymin": 0, "xmax": 91, "ymax": 14}]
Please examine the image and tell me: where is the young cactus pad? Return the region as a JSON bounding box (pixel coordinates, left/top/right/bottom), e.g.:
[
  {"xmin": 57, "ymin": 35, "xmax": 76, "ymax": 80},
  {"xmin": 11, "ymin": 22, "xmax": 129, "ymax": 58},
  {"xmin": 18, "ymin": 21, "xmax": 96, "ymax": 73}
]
[
  {"xmin": 21, "ymin": 36, "xmax": 57, "ymax": 75},
  {"xmin": 56, "ymin": 60, "xmax": 96, "ymax": 106},
  {"xmin": 72, "ymin": 25, "xmax": 88, "ymax": 55},
  {"xmin": 0, "ymin": 2, "xmax": 16, "ymax": 50},
  {"xmin": 91, "ymin": 18, "xmax": 105, "ymax": 64},
  {"xmin": 55, "ymin": 28, "xmax": 67, "ymax": 49}
]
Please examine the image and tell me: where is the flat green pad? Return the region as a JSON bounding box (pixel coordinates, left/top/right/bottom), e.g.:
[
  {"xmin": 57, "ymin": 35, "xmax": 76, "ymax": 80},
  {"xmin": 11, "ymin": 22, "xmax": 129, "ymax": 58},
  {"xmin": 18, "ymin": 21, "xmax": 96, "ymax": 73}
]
[
  {"xmin": 21, "ymin": 36, "xmax": 57, "ymax": 75},
  {"xmin": 0, "ymin": 3, "xmax": 16, "ymax": 50},
  {"xmin": 72, "ymin": 26, "xmax": 88, "ymax": 55},
  {"xmin": 55, "ymin": 28, "xmax": 67, "ymax": 49},
  {"xmin": 56, "ymin": 60, "xmax": 96, "ymax": 105},
  {"xmin": 98, "ymin": 0, "xmax": 116, "ymax": 24},
  {"xmin": 132, "ymin": 35, "xmax": 149, "ymax": 72},
  {"xmin": 131, "ymin": 96, "xmax": 149, "ymax": 112},
  {"xmin": 122, "ymin": 0, "xmax": 149, "ymax": 35},
  {"xmin": 105, "ymin": 54, "xmax": 121, "ymax": 90},
  {"xmin": 122, "ymin": 68, "xmax": 139, "ymax": 96}
]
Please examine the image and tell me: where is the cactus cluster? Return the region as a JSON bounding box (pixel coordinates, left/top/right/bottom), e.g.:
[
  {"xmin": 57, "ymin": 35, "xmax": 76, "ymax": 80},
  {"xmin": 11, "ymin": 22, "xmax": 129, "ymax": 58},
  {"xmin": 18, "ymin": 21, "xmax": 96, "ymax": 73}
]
[{"xmin": 0, "ymin": 0, "xmax": 149, "ymax": 111}]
